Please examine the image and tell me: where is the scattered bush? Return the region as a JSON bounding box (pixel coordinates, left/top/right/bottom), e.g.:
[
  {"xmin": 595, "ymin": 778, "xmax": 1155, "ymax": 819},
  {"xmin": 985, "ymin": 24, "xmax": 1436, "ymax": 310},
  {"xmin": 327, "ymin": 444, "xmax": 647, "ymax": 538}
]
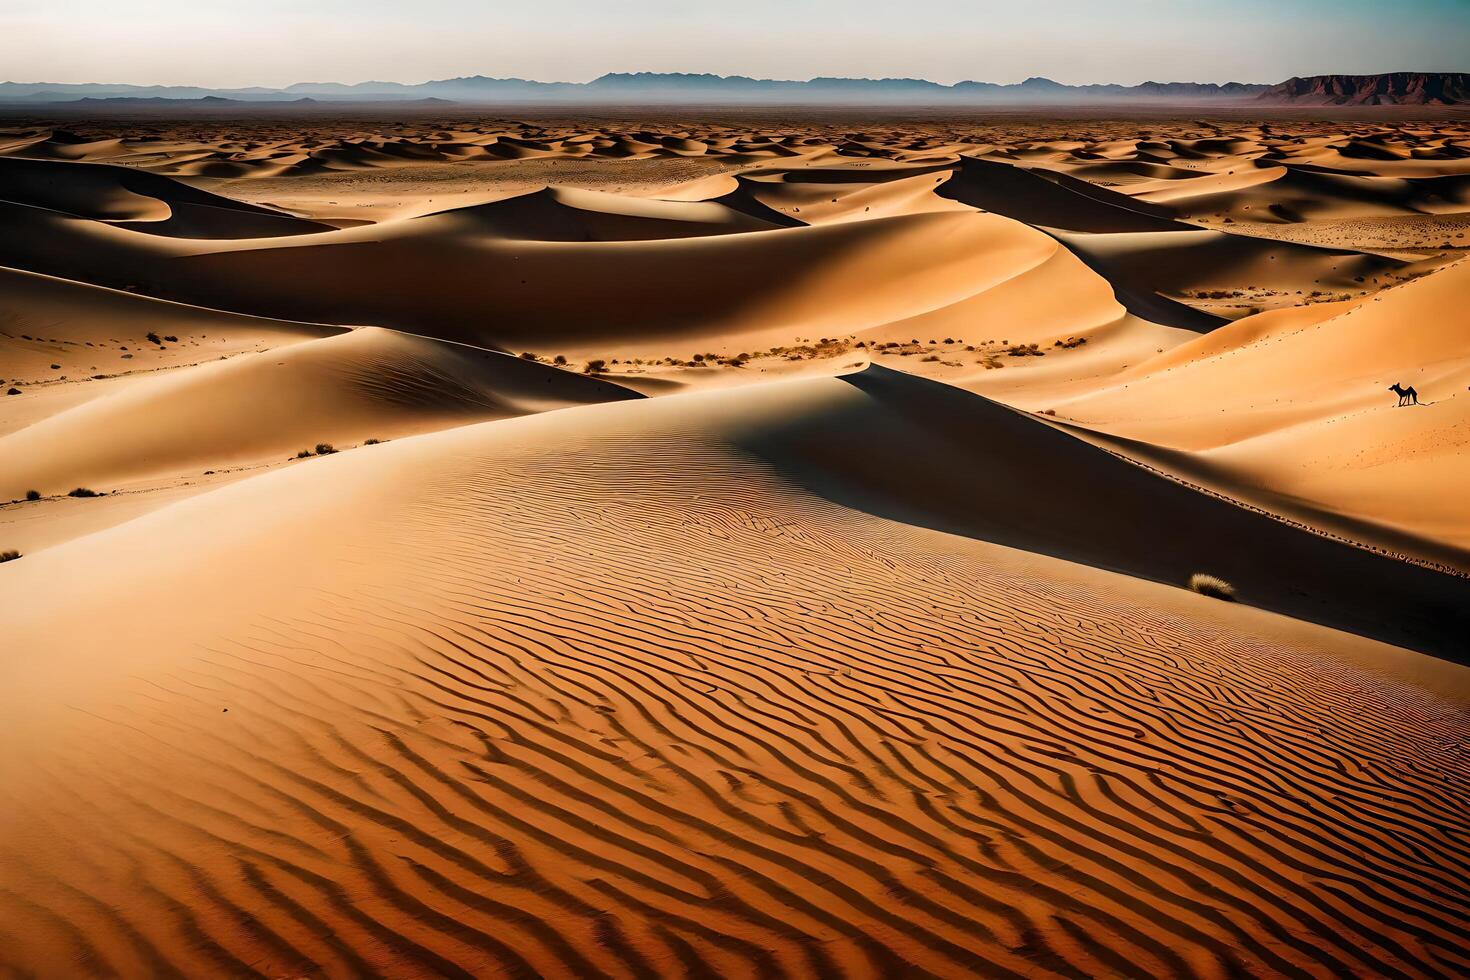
[
  {"xmin": 1189, "ymin": 573, "xmax": 1237, "ymax": 601},
  {"xmin": 519, "ymin": 352, "xmax": 537, "ymax": 360},
  {"xmin": 146, "ymin": 331, "xmax": 162, "ymax": 344},
  {"xmin": 314, "ymin": 443, "xmax": 337, "ymax": 455},
  {"xmin": 25, "ymin": 490, "xmax": 40, "ymax": 501},
  {"xmin": 296, "ymin": 449, "xmax": 314, "ymax": 459},
  {"xmin": 50, "ymin": 364, "xmax": 60, "ymax": 370},
  {"xmin": 553, "ymin": 355, "xmax": 567, "ymax": 365},
  {"xmin": 163, "ymin": 335, "xmax": 178, "ymax": 343},
  {"xmin": 6, "ymin": 387, "xmax": 20, "ymax": 395},
  {"xmin": 364, "ymin": 438, "xmax": 381, "ymax": 445},
  {"xmin": 67, "ymin": 487, "xmax": 101, "ymax": 498},
  {"xmin": 585, "ymin": 359, "xmax": 607, "ymax": 374},
  {"xmin": 0, "ymin": 550, "xmax": 20, "ymax": 563}
]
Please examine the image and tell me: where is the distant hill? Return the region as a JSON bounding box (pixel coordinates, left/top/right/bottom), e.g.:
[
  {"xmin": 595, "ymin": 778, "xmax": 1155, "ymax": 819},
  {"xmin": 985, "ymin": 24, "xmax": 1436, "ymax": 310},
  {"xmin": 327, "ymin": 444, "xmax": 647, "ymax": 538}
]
[
  {"xmin": 8, "ymin": 72, "xmax": 1465, "ymax": 108},
  {"xmin": 0, "ymin": 73, "xmax": 1270, "ymax": 106},
  {"xmin": 1257, "ymin": 72, "xmax": 1470, "ymax": 105}
]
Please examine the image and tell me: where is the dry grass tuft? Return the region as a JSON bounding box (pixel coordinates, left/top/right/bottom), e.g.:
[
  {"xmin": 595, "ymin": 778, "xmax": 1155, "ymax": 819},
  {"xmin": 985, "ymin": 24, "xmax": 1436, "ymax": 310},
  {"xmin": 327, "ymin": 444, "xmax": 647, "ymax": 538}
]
[{"xmin": 1189, "ymin": 573, "xmax": 1237, "ymax": 601}]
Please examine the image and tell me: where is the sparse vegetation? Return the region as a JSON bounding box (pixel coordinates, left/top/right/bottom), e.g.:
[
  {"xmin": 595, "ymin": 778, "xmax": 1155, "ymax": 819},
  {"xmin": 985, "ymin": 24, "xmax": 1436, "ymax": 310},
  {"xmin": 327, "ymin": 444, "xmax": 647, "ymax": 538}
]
[
  {"xmin": 1189, "ymin": 573, "xmax": 1237, "ymax": 601},
  {"xmin": 314, "ymin": 443, "xmax": 337, "ymax": 455},
  {"xmin": 6, "ymin": 387, "xmax": 21, "ymax": 395},
  {"xmin": 67, "ymin": 487, "xmax": 101, "ymax": 498},
  {"xmin": 25, "ymin": 490, "xmax": 40, "ymax": 501},
  {"xmin": 296, "ymin": 449, "xmax": 314, "ymax": 459},
  {"xmin": 553, "ymin": 355, "xmax": 567, "ymax": 365},
  {"xmin": 146, "ymin": 332, "xmax": 162, "ymax": 344},
  {"xmin": 0, "ymin": 550, "xmax": 21, "ymax": 563},
  {"xmin": 364, "ymin": 438, "xmax": 382, "ymax": 445},
  {"xmin": 585, "ymin": 359, "xmax": 607, "ymax": 374}
]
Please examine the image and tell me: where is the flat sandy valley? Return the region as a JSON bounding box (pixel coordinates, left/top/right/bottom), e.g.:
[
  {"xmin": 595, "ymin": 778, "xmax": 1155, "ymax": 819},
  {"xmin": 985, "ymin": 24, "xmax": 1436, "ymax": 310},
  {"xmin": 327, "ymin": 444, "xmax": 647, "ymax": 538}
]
[{"xmin": 2, "ymin": 107, "xmax": 1470, "ymax": 977}]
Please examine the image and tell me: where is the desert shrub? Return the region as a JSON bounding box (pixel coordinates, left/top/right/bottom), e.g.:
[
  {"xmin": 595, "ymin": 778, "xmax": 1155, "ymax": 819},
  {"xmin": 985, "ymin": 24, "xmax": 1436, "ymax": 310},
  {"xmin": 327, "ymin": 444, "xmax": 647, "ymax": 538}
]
[
  {"xmin": 50, "ymin": 364, "xmax": 60, "ymax": 370},
  {"xmin": 296, "ymin": 449, "xmax": 314, "ymax": 458},
  {"xmin": 163, "ymin": 335, "xmax": 178, "ymax": 343},
  {"xmin": 553, "ymin": 355, "xmax": 567, "ymax": 365},
  {"xmin": 364, "ymin": 438, "xmax": 381, "ymax": 445},
  {"xmin": 921, "ymin": 355, "xmax": 940, "ymax": 362},
  {"xmin": 6, "ymin": 387, "xmax": 20, "ymax": 395},
  {"xmin": 314, "ymin": 443, "xmax": 337, "ymax": 456},
  {"xmin": 25, "ymin": 490, "xmax": 40, "ymax": 501},
  {"xmin": 146, "ymin": 331, "xmax": 162, "ymax": 344},
  {"xmin": 520, "ymin": 352, "xmax": 537, "ymax": 360},
  {"xmin": 1189, "ymin": 573, "xmax": 1236, "ymax": 601},
  {"xmin": 67, "ymin": 487, "xmax": 101, "ymax": 498},
  {"xmin": 585, "ymin": 359, "xmax": 607, "ymax": 374},
  {"xmin": 0, "ymin": 550, "xmax": 20, "ymax": 563}
]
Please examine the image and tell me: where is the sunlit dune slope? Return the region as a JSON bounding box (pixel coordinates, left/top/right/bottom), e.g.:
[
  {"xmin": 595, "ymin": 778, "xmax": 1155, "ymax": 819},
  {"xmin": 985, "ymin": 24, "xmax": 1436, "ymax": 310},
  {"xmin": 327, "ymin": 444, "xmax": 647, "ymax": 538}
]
[
  {"xmin": 1, "ymin": 368, "xmax": 1467, "ymax": 978},
  {"xmin": 0, "ymin": 327, "xmax": 640, "ymax": 499},
  {"xmin": 0, "ymin": 265, "xmax": 336, "ymax": 388},
  {"xmin": 1058, "ymin": 258, "xmax": 1470, "ymax": 550}
]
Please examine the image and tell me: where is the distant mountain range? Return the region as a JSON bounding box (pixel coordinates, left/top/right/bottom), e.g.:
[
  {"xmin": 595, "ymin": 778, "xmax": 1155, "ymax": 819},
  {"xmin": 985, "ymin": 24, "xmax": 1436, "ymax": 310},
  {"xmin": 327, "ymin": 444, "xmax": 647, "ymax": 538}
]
[
  {"xmin": 1257, "ymin": 72, "xmax": 1470, "ymax": 105},
  {"xmin": 0, "ymin": 71, "xmax": 1463, "ymax": 106}
]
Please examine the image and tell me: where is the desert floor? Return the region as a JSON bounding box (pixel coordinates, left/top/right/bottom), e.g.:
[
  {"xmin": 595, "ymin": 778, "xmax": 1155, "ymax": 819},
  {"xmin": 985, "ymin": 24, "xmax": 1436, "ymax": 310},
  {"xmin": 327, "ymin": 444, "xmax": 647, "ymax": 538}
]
[{"xmin": 2, "ymin": 107, "xmax": 1469, "ymax": 978}]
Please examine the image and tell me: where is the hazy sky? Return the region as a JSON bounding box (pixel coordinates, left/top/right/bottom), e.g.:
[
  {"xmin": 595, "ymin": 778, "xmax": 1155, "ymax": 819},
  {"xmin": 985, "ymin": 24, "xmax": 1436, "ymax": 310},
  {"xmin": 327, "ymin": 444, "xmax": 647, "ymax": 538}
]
[{"xmin": 6, "ymin": 0, "xmax": 1468, "ymax": 87}]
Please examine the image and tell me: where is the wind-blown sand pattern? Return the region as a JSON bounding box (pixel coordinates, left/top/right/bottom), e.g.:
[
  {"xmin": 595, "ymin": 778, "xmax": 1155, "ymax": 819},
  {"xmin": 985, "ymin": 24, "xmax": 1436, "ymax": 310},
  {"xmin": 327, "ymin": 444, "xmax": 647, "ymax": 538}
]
[{"xmin": 2, "ymin": 110, "xmax": 1469, "ymax": 978}]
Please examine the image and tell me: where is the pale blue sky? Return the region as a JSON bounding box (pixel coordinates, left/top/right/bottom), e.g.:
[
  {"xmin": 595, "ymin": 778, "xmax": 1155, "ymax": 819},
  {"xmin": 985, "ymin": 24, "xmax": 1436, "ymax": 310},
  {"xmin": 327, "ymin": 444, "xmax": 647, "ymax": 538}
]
[{"xmin": 6, "ymin": 0, "xmax": 1468, "ymax": 87}]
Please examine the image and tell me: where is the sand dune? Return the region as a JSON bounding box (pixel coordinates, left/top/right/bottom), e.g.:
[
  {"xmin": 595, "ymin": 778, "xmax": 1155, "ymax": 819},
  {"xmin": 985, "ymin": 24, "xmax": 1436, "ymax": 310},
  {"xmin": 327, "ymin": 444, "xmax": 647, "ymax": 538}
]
[
  {"xmin": 1126, "ymin": 164, "xmax": 1470, "ymax": 224},
  {"xmin": 0, "ymin": 156, "xmax": 333, "ymax": 237},
  {"xmin": 0, "ymin": 265, "xmax": 335, "ymax": 395},
  {"xmin": 3, "ymin": 368, "xmax": 1468, "ymax": 977},
  {"xmin": 939, "ymin": 156, "xmax": 1194, "ymax": 233},
  {"xmin": 0, "ymin": 202, "xmax": 1075, "ymax": 354},
  {"xmin": 1053, "ymin": 226, "xmax": 1413, "ymax": 323},
  {"xmin": 405, "ymin": 185, "xmax": 789, "ymax": 240},
  {"xmin": 0, "ymin": 327, "xmax": 640, "ymax": 500},
  {"xmin": 2, "ymin": 112, "xmax": 1469, "ymax": 979}
]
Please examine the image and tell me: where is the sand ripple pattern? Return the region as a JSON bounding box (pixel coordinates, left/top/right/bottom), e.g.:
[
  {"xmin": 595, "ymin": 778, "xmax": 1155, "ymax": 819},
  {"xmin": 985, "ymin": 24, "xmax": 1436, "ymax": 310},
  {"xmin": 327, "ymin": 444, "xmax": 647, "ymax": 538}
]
[{"xmin": 3, "ymin": 435, "xmax": 1468, "ymax": 978}]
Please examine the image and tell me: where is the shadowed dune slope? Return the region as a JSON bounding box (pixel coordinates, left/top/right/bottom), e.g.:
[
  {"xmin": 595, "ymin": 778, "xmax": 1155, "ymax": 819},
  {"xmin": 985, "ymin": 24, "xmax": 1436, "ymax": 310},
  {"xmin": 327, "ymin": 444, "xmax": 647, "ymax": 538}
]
[
  {"xmin": 737, "ymin": 367, "xmax": 1469, "ymax": 656},
  {"xmin": 1, "ymin": 370, "xmax": 1467, "ymax": 978},
  {"xmin": 1052, "ymin": 226, "xmax": 1409, "ymax": 326},
  {"xmin": 0, "ymin": 156, "xmax": 334, "ymax": 237},
  {"xmin": 938, "ymin": 156, "xmax": 1195, "ymax": 233},
  {"xmin": 0, "ymin": 327, "xmax": 641, "ymax": 498},
  {"xmin": 1129, "ymin": 164, "xmax": 1470, "ymax": 222}
]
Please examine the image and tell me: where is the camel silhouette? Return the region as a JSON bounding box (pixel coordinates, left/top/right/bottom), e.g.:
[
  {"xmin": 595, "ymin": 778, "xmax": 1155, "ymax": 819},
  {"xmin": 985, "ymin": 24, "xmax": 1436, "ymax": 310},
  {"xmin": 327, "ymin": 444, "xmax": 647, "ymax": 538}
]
[{"xmin": 1389, "ymin": 382, "xmax": 1419, "ymax": 406}]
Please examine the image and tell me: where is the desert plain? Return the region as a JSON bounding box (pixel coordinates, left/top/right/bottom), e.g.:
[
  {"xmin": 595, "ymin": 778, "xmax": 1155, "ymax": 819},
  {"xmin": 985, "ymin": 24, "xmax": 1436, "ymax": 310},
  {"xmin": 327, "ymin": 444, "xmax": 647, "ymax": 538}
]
[{"xmin": 1, "ymin": 105, "xmax": 1469, "ymax": 977}]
